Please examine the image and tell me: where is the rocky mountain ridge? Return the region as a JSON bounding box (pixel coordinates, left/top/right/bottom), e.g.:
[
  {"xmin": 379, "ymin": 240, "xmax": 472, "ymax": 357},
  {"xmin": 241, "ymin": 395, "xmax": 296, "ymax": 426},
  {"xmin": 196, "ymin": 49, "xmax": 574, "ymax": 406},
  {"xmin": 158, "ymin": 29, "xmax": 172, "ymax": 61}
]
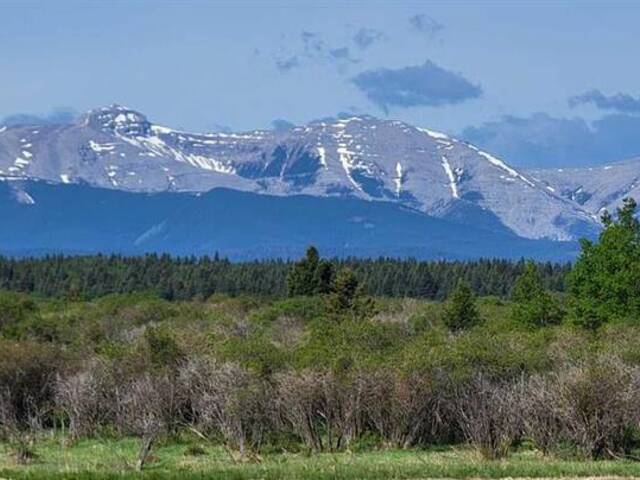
[{"xmin": 0, "ymin": 104, "xmax": 601, "ymax": 241}]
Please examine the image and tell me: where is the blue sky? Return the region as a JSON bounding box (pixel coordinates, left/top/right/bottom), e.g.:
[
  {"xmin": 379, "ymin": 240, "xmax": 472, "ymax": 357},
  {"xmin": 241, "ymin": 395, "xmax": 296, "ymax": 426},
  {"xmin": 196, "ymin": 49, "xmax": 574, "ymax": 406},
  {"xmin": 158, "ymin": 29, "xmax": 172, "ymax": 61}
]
[{"xmin": 2, "ymin": 0, "xmax": 640, "ymax": 167}]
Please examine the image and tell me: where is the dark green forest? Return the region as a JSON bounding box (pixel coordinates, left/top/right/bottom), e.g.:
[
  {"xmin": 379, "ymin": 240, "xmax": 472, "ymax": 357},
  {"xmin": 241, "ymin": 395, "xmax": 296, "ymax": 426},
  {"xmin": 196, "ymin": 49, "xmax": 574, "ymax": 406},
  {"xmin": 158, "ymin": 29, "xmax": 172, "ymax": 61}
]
[{"xmin": 0, "ymin": 254, "xmax": 569, "ymax": 301}]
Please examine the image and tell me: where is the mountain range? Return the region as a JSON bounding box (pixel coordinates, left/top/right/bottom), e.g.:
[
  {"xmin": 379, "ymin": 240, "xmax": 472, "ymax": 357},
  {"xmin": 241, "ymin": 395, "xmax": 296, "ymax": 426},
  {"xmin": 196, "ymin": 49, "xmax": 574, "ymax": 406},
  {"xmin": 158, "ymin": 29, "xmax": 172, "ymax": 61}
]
[{"xmin": 0, "ymin": 104, "xmax": 634, "ymax": 260}]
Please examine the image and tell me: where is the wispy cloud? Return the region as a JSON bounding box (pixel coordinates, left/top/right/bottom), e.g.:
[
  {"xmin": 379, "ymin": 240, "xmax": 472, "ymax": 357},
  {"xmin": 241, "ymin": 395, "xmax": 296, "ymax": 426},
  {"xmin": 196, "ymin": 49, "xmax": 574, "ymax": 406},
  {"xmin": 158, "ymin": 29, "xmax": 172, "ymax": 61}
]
[
  {"xmin": 353, "ymin": 28, "xmax": 384, "ymax": 49},
  {"xmin": 409, "ymin": 14, "xmax": 444, "ymax": 37},
  {"xmin": 569, "ymin": 89, "xmax": 640, "ymax": 114},
  {"xmin": 300, "ymin": 31, "xmax": 326, "ymax": 56},
  {"xmin": 270, "ymin": 29, "xmax": 365, "ymax": 74},
  {"xmin": 352, "ymin": 60, "xmax": 481, "ymax": 113},
  {"xmin": 275, "ymin": 56, "xmax": 301, "ymax": 73}
]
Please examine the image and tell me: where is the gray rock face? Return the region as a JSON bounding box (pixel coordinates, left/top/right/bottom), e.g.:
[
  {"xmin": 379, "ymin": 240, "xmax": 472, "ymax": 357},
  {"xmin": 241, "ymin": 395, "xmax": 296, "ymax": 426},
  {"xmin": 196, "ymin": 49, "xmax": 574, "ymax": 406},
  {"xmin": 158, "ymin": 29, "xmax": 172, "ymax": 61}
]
[
  {"xmin": 0, "ymin": 104, "xmax": 599, "ymax": 241},
  {"xmin": 532, "ymin": 158, "xmax": 640, "ymax": 218}
]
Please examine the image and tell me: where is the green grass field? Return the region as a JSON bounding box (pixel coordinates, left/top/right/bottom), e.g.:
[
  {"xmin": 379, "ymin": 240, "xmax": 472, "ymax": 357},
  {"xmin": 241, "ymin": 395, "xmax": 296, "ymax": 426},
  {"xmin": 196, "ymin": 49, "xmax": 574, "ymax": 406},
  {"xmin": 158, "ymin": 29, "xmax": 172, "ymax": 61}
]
[{"xmin": 3, "ymin": 438, "xmax": 640, "ymax": 479}]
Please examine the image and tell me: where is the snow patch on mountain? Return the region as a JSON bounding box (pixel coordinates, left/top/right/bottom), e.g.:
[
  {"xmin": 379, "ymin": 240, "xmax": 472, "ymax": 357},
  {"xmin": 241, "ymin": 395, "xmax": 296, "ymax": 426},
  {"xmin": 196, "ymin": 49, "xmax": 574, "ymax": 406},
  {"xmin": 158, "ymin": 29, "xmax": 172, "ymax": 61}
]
[{"xmin": 440, "ymin": 155, "xmax": 459, "ymax": 199}]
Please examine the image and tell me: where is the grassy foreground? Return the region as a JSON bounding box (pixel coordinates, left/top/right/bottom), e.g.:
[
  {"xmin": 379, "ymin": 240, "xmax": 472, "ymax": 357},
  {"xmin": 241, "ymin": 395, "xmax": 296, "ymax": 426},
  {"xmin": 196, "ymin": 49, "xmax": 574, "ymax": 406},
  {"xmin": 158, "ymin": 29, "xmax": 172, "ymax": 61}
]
[{"xmin": 3, "ymin": 439, "xmax": 640, "ymax": 479}]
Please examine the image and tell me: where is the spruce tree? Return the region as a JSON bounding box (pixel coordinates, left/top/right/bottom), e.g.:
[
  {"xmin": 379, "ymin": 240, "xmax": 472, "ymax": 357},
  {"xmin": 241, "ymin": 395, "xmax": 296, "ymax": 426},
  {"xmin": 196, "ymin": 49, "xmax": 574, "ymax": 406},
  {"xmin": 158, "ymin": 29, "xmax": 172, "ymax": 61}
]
[
  {"xmin": 286, "ymin": 246, "xmax": 335, "ymax": 296},
  {"xmin": 511, "ymin": 262, "xmax": 563, "ymax": 327},
  {"xmin": 442, "ymin": 281, "xmax": 480, "ymax": 332},
  {"xmin": 568, "ymin": 197, "xmax": 640, "ymax": 330},
  {"xmin": 327, "ymin": 268, "xmax": 376, "ymax": 319}
]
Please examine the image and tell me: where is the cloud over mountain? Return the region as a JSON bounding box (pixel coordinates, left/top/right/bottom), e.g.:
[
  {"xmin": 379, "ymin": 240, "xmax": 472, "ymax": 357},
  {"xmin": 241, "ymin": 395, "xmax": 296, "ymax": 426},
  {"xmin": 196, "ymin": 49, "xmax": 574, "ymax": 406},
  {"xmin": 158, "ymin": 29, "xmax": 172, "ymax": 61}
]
[
  {"xmin": 462, "ymin": 112, "xmax": 640, "ymax": 168},
  {"xmin": 351, "ymin": 61, "xmax": 481, "ymax": 112},
  {"xmin": 569, "ymin": 89, "xmax": 640, "ymax": 113}
]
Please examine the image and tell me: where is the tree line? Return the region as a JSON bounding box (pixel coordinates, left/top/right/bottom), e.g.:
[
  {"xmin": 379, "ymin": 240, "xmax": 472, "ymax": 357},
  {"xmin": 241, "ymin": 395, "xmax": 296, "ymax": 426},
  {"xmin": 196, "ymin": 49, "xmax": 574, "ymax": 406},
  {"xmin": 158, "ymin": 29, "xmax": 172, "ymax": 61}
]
[{"xmin": 0, "ymin": 253, "xmax": 569, "ymax": 301}]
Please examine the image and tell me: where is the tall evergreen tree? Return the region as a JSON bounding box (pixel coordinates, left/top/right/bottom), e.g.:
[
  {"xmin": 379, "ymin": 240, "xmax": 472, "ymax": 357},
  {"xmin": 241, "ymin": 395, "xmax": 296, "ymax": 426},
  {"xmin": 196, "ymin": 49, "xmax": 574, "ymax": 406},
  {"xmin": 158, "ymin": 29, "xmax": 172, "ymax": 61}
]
[
  {"xmin": 286, "ymin": 246, "xmax": 335, "ymax": 296},
  {"xmin": 568, "ymin": 197, "xmax": 640, "ymax": 330}
]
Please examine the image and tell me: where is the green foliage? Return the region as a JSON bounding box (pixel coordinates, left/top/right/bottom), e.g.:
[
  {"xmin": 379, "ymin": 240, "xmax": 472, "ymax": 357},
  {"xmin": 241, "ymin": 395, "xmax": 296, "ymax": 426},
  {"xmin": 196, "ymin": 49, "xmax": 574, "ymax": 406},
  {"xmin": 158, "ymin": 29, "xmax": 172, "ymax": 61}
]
[
  {"xmin": 294, "ymin": 316, "xmax": 408, "ymax": 372},
  {"xmin": 216, "ymin": 333, "xmax": 288, "ymax": 376},
  {"xmin": 511, "ymin": 262, "xmax": 563, "ymax": 328},
  {"xmin": 249, "ymin": 296, "xmax": 326, "ymax": 326},
  {"xmin": 0, "ymin": 254, "xmax": 570, "ymax": 301},
  {"xmin": 144, "ymin": 325, "xmax": 184, "ymax": 368},
  {"xmin": 326, "ymin": 268, "xmax": 377, "ymax": 320},
  {"xmin": 0, "ymin": 338, "xmax": 65, "ymax": 429},
  {"xmin": 568, "ymin": 197, "xmax": 640, "ymax": 330},
  {"xmin": 407, "ymin": 303, "xmax": 440, "ymax": 333},
  {"xmin": 286, "ymin": 246, "xmax": 335, "ymax": 296},
  {"xmin": 0, "ymin": 290, "xmax": 39, "ymax": 338},
  {"xmin": 442, "ymin": 281, "xmax": 481, "ymax": 332},
  {"xmin": 401, "ymin": 315, "xmax": 552, "ymax": 384}
]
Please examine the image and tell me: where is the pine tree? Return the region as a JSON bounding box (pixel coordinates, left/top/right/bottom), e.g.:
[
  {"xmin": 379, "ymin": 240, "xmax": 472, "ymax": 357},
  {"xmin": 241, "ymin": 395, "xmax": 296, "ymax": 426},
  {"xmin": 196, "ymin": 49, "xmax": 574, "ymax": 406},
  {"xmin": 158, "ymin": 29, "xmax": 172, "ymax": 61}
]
[
  {"xmin": 442, "ymin": 281, "xmax": 480, "ymax": 332},
  {"xmin": 286, "ymin": 246, "xmax": 335, "ymax": 296},
  {"xmin": 327, "ymin": 268, "xmax": 376, "ymax": 319},
  {"xmin": 511, "ymin": 262, "xmax": 563, "ymax": 327}
]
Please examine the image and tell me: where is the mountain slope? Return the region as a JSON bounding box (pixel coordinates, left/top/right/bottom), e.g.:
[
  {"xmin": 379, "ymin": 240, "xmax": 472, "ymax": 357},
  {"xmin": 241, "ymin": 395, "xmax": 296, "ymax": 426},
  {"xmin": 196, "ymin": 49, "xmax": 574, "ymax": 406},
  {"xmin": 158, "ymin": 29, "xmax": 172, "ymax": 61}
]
[
  {"xmin": 0, "ymin": 105, "xmax": 599, "ymax": 241},
  {"xmin": 0, "ymin": 180, "xmax": 580, "ymax": 260},
  {"xmin": 532, "ymin": 157, "xmax": 640, "ymax": 216}
]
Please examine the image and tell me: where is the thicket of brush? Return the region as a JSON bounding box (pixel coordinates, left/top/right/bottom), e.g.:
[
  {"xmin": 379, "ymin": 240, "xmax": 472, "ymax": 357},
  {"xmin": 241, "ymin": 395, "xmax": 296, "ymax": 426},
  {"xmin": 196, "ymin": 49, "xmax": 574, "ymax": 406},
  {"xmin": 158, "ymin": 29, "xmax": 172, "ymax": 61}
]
[{"xmin": 3, "ymin": 288, "xmax": 640, "ymax": 464}]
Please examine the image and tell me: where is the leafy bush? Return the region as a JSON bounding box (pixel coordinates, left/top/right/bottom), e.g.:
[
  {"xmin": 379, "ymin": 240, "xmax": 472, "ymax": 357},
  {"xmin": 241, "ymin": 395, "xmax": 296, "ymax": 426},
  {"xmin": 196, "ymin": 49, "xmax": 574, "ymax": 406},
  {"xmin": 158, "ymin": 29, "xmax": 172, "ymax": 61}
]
[
  {"xmin": 0, "ymin": 339, "xmax": 66, "ymax": 433},
  {"xmin": 0, "ymin": 290, "xmax": 39, "ymax": 338}
]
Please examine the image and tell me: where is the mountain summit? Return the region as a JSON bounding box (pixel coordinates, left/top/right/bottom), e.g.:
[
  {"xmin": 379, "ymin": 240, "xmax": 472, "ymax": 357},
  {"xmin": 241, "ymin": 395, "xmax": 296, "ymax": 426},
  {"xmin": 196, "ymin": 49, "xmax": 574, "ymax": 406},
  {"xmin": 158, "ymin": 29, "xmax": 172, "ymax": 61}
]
[{"xmin": 0, "ymin": 105, "xmax": 599, "ymax": 241}]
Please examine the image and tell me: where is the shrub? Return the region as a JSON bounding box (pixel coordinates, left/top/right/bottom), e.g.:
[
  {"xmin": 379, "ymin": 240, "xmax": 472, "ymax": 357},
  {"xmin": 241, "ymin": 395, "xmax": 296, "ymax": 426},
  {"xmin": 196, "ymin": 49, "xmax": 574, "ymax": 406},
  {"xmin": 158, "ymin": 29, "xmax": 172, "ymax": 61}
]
[
  {"xmin": 55, "ymin": 360, "xmax": 113, "ymax": 438},
  {"xmin": 274, "ymin": 369, "xmax": 363, "ymax": 451},
  {"xmin": 113, "ymin": 373, "xmax": 179, "ymax": 437},
  {"xmin": 143, "ymin": 325, "xmax": 185, "ymax": 369},
  {"xmin": 180, "ymin": 358, "xmax": 270, "ymax": 455},
  {"xmin": 548, "ymin": 355, "xmax": 640, "ymax": 459},
  {"xmin": 0, "ymin": 290, "xmax": 39, "ymax": 338},
  {"xmin": 0, "ymin": 339, "xmax": 65, "ymax": 432},
  {"xmin": 520, "ymin": 374, "xmax": 566, "ymax": 455},
  {"xmin": 364, "ymin": 367, "xmax": 447, "ymax": 448},
  {"xmin": 454, "ymin": 374, "xmax": 523, "ymax": 459}
]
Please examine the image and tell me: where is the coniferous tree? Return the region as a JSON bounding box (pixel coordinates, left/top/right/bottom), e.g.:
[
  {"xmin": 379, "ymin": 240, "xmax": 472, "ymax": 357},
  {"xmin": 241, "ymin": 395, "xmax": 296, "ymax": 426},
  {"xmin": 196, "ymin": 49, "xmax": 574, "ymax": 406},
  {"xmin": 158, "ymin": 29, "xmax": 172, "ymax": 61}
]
[
  {"xmin": 327, "ymin": 268, "xmax": 376, "ymax": 319},
  {"xmin": 568, "ymin": 197, "xmax": 640, "ymax": 330},
  {"xmin": 442, "ymin": 281, "xmax": 481, "ymax": 332},
  {"xmin": 511, "ymin": 262, "xmax": 563, "ymax": 328},
  {"xmin": 286, "ymin": 246, "xmax": 335, "ymax": 296},
  {"xmin": 0, "ymin": 253, "xmax": 569, "ymax": 301}
]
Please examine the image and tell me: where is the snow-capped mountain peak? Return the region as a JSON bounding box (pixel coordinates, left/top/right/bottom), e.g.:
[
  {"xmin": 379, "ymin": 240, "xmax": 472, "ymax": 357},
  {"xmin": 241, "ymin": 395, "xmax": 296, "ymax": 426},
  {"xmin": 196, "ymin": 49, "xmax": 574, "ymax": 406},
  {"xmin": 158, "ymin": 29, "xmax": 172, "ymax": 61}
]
[
  {"xmin": 0, "ymin": 105, "xmax": 600, "ymax": 241},
  {"xmin": 82, "ymin": 104, "xmax": 151, "ymax": 137}
]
